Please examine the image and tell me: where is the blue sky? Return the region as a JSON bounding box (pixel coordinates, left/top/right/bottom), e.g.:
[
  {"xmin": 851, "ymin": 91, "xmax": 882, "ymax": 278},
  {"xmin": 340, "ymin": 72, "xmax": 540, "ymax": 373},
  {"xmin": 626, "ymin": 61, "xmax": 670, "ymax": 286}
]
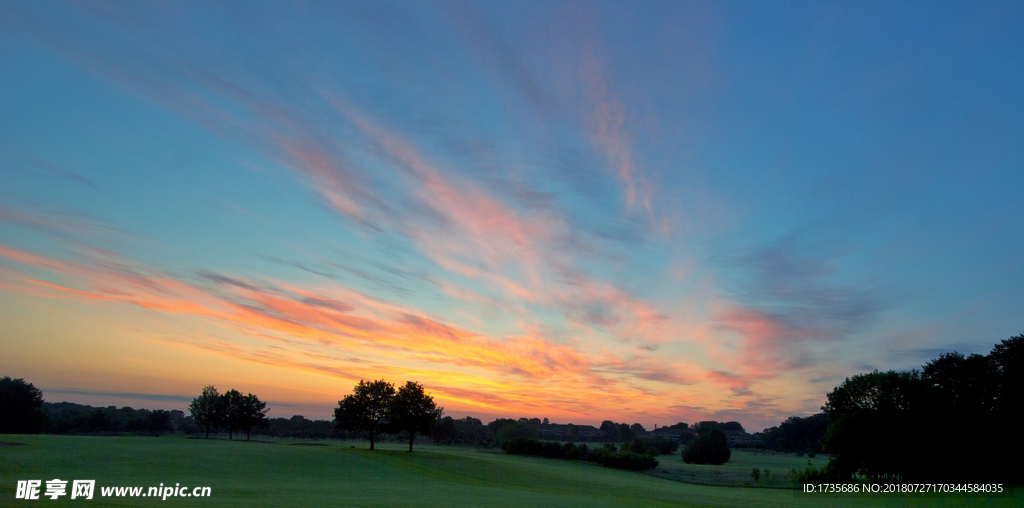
[{"xmin": 1, "ymin": 0, "xmax": 1022, "ymax": 430}]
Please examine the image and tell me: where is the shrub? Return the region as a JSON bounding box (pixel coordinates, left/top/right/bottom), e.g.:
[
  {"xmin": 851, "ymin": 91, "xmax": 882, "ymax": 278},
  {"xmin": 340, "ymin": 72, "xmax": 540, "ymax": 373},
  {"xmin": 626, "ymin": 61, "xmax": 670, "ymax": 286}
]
[{"xmin": 792, "ymin": 462, "xmax": 849, "ymax": 483}]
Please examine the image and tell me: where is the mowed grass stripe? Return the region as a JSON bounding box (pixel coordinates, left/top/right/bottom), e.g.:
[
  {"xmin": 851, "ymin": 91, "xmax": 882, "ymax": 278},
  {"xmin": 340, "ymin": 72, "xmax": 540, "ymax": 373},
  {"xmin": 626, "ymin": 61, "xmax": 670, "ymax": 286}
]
[{"xmin": 1, "ymin": 436, "xmax": 1020, "ymax": 507}]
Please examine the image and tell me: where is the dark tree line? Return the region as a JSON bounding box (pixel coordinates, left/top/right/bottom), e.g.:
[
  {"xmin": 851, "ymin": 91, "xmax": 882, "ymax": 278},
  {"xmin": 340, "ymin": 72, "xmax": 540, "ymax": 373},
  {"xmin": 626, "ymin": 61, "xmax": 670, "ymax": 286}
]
[
  {"xmin": 760, "ymin": 413, "xmax": 828, "ymax": 454},
  {"xmin": 1, "ymin": 378, "xmax": 182, "ymax": 436},
  {"xmin": 432, "ymin": 417, "xmax": 569, "ymax": 447},
  {"xmin": 33, "ymin": 400, "xmax": 339, "ymax": 439},
  {"xmin": 188, "ymin": 385, "xmax": 269, "ymax": 440},
  {"xmin": 264, "ymin": 415, "xmax": 337, "ymax": 439},
  {"xmin": 44, "ymin": 402, "xmax": 180, "ymax": 436},
  {"xmin": 600, "ymin": 420, "xmax": 641, "ymax": 442},
  {"xmin": 431, "ymin": 416, "xmax": 493, "ymax": 446},
  {"xmin": 502, "ymin": 439, "xmax": 660, "ymax": 471},
  {"xmin": 820, "ymin": 333, "xmax": 1023, "ymax": 483},
  {"xmin": 430, "ymin": 416, "xmax": 740, "ymax": 449}
]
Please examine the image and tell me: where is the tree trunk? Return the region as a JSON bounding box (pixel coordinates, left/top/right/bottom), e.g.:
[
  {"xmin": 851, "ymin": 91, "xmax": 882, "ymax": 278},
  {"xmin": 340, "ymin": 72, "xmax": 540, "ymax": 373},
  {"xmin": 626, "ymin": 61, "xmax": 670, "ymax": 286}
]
[
  {"xmin": 246, "ymin": 429, "xmax": 251, "ymax": 441},
  {"xmin": 369, "ymin": 431, "xmax": 375, "ymax": 450},
  {"xmin": 205, "ymin": 424, "xmax": 210, "ymax": 439},
  {"xmin": 408, "ymin": 431, "xmax": 415, "ymax": 452},
  {"xmin": 229, "ymin": 429, "xmax": 233, "ymax": 440}
]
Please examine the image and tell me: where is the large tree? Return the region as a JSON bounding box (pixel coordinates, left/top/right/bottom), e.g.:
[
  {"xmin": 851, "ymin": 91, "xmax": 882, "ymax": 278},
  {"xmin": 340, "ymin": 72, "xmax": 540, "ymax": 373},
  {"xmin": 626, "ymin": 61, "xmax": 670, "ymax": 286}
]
[
  {"xmin": 221, "ymin": 389, "xmax": 245, "ymax": 440},
  {"xmin": 188, "ymin": 385, "xmax": 222, "ymax": 439},
  {"xmin": 821, "ymin": 370, "xmax": 924, "ymax": 480},
  {"xmin": 0, "ymin": 377, "xmax": 45, "ymax": 434},
  {"xmin": 334, "ymin": 380, "xmax": 395, "ymax": 450},
  {"xmin": 388, "ymin": 381, "xmax": 443, "ymax": 452},
  {"xmin": 990, "ymin": 334, "xmax": 1024, "ymax": 423},
  {"xmin": 239, "ymin": 393, "xmax": 270, "ymax": 441}
]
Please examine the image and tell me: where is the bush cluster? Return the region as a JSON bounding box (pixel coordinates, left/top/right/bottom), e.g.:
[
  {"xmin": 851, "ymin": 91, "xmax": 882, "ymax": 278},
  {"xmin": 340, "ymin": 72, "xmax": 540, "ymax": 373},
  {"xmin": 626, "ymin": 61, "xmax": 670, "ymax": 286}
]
[
  {"xmin": 644, "ymin": 437, "xmax": 680, "ymax": 455},
  {"xmin": 501, "ymin": 438, "xmax": 659, "ymax": 471}
]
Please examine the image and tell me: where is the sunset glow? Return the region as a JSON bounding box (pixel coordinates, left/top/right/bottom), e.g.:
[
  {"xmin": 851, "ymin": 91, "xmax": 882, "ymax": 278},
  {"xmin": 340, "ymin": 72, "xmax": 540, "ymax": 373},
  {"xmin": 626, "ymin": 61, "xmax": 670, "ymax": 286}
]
[{"xmin": 2, "ymin": 1, "xmax": 1022, "ymax": 431}]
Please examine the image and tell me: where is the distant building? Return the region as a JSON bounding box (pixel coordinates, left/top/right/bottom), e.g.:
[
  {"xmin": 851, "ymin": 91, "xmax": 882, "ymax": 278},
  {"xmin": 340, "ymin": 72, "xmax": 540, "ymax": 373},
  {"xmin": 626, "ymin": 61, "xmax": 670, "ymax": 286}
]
[
  {"xmin": 723, "ymin": 429, "xmax": 763, "ymax": 447},
  {"xmin": 537, "ymin": 423, "xmax": 602, "ymax": 441},
  {"xmin": 647, "ymin": 426, "xmax": 694, "ymax": 441}
]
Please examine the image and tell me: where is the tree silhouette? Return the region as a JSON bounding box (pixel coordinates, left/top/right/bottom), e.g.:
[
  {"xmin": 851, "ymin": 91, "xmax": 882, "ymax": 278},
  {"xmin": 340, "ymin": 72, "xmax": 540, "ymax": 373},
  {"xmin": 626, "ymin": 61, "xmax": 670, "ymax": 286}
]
[
  {"xmin": 239, "ymin": 393, "xmax": 269, "ymax": 440},
  {"xmin": 388, "ymin": 381, "xmax": 443, "ymax": 452},
  {"xmin": 990, "ymin": 334, "xmax": 1024, "ymax": 424},
  {"xmin": 822, "ymin": 370, "xmax": 923, "ymax": 480},
  {"xmin": 682, "ymin": 427, "xmax": 731, "ymax": 465},
  {"xmin": 0, "ymin": 377, "xmax": 45, "ymax": 434},
  {"xmin": 335, "ymin": 380, "xmax": 395, "ymax": 450},
  {"xmin": 820, "ymin": 333, "xmax": 1024, "ymax": 483},
  {"xmin": 188, "ymin": 385, "xmax": 222, "ymax": 439},
  {"xmin": 221, "ymin": 389, "xmax": 246, "ymax": 440}
]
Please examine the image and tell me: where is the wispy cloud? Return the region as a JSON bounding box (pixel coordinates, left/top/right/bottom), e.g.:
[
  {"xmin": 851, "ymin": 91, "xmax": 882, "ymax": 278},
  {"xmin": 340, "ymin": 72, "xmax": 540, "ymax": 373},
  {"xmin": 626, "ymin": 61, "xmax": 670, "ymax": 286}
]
[
  {"xmin": 580, "ymin": 44, "xmax": 654, "ymax": 217},
  {"xmin": 441, "ymin": 0, "xmax": 555, "ymax": 118},
  {"xmin": 714, "ymin": 231, "xmax": 887, "ymax": 379},
  {"xmin": 0, "ymin": 152, "xmax": 97, "ymax": 189}
]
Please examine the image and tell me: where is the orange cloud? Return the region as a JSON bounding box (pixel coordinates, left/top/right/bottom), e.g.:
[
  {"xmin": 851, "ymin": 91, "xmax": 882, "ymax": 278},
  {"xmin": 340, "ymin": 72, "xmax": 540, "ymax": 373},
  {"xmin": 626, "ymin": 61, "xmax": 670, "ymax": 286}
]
[{"xmin": 2, "ymin": 240, "xmax": 795, "ymax": 424}]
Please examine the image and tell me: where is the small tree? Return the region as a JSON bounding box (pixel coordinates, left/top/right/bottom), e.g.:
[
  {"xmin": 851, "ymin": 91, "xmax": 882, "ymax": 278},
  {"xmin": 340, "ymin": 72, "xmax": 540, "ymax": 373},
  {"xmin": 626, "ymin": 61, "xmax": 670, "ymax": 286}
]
[
  {"xmin": 388, "ymin": 381, "xmax": 443, "ymax": 452},
  {"xmin": 335, "ymin": 380, "xmax": 395, "ymax": 450},
  {"xmin": 0, "ymin": 377, "xmax": 45, "ymax": 434},
  {"xmin": 682, "ymin": 428, "xmax": 731, "ymax": 465},
  {"xmin": 188, "ymin": 385, "xmax": 222, "ymax": 439}
]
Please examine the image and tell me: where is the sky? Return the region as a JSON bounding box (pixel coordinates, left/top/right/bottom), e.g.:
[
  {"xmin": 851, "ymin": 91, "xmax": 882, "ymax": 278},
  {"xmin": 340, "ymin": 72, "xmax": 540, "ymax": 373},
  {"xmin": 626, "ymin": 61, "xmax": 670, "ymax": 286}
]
[{"xmin": 1, "ymin": 1, "xmax": 1022, "ymax": 432}]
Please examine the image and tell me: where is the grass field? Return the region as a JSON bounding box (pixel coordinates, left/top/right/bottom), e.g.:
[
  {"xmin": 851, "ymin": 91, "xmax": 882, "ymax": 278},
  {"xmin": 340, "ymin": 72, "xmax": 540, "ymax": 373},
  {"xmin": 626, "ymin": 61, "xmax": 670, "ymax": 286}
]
[
  {"xmin": 1, "ymin": 435, "xmax": 1017, "ymax": 507},
  {"xmin": 648, "ymin": 449, "xmax": 831, "ymax": 487}
]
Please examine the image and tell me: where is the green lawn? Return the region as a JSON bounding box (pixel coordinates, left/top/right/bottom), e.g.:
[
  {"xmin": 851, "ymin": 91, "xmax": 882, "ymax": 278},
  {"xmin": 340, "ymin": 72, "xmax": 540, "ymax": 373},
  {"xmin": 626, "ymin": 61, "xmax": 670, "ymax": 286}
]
[{"xmin": 1, "ymin": 435, "xmax": 1016, "ymax": 507}]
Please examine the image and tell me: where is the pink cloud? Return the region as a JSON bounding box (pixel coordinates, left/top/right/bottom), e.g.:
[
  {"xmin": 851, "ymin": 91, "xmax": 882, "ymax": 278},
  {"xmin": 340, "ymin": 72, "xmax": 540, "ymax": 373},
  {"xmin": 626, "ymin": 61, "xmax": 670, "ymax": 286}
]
[
  {"xmin": 716, "ymin": 305, "xmax": 832, "ymax": 379},
  {"xmin": 580, "ymin": 46, "xmax": 654, "ymax": 215}
]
